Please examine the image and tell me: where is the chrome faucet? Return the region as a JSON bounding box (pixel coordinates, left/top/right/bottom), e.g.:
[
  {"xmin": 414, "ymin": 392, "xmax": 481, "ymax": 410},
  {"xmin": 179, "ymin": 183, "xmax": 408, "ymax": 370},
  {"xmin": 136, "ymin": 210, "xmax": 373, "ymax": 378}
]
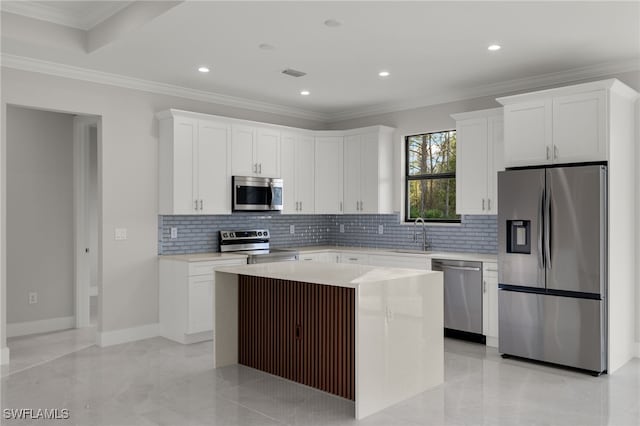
[{"xmin": 413, "ymin": 217, "xmax": 429, "ymax": 251}]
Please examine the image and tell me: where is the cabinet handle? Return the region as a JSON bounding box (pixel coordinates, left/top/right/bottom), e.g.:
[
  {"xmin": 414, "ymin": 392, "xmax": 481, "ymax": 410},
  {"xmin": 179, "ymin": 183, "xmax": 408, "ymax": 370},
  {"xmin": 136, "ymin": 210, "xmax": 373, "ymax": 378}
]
[
  {"xmin": 300, "ymin": 201, "xmax": 302, "ymax": 211},
  {"xmin": 554, "ymin": 146, "xmax": 558, "ymax": 160},
  {"xmin": 546, "ymin": 146, "xmax": 551, "ymax": 160},
  {"xmin": 488, "ymin": 199, "xmax": 491, "ymax": 211},
  {"xmin": 483, "ymin": 280, "xmax": 487, "ymax": 293},
  {"xmin": 259, "ymin": 163, "xmax": 262, "ymax": 174},
  {"xmin": 194, "ymin": 200, "xmax": 198, "ymax": 211},
  {"xmin": 253, "ymin": 163, "xmax": 256, "ymax": 173},
  {"xmin": 295, "ymin": 324, "xmax": 301, "ymax": 340},
  {"xmin": 295, "ymin": 201, "xmax": 299, "ymax": 211},
  {"xmin": 482, "ymin": 199, "xmax": 485, "ymax": 211},
  {"xmin": 339, "ymin": 201, "xmax": 343, "ymax": 212},
  {"xmin": 349, "ymin": 258, "xmax": 358, "ymax": 261},
  {"xmin": 199, "ymin": 200, "xmax": 203, "ymax": 210}
]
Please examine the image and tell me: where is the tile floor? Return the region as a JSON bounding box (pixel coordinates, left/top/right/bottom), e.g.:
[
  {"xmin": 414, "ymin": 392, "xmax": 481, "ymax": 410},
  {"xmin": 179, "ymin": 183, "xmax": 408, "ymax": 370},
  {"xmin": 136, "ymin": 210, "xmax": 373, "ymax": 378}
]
[{"xmin": 1, "ymin": 336, "xmax": 639, "ymax": 425}]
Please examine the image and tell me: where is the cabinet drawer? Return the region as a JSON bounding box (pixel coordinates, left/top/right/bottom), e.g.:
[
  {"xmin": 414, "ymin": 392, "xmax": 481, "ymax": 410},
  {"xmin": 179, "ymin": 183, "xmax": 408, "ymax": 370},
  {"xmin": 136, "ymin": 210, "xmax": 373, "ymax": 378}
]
[{"xmin": 188, "ymin": 259, "xmax": 247, "ymax": 276}]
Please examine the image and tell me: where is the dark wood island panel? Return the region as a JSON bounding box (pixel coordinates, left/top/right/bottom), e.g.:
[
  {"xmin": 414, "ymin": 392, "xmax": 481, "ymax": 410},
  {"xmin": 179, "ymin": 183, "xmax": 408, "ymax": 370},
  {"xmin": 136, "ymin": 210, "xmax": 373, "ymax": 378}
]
[{"xmin": 238, "ymin": 275, "xmax": 356, "ymax": 400}]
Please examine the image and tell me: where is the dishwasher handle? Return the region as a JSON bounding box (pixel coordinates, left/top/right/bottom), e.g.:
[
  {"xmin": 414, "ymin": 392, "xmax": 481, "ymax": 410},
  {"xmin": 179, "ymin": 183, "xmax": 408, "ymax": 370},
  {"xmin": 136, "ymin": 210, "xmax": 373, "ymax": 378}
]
[{"xmin": 440, "ymin": 265, "xmax": 481, "ymax": 272}]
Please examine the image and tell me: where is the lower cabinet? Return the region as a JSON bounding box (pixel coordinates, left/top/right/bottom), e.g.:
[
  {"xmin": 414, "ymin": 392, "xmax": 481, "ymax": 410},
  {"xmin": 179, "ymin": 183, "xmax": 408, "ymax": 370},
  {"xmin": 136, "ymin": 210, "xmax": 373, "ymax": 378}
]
[
  {"xmin": 483, "ymin": 262, "xmax": 499, "ymax": 347},
  {"xmin": 238, "ymin": 275, "xmax": 356, "ymax": 400},
  {"xmin": 368, "ymin": 254, "xmax": 431, "ymax": 270},
  {"xmin": 298, "ymin": 252, "xmax": 339, "ymax": 263},
  {"xmin": 159, "ymin": 257, "xmax": 247, "ymax": 344}
]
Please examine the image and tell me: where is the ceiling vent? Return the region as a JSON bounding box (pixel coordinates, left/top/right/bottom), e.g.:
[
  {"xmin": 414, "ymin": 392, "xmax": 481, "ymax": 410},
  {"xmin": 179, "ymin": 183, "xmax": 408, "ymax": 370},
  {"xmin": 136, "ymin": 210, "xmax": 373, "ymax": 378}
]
[{"xmin": 282, "ymin": 68, "xmax": 307, "ymax": 78}]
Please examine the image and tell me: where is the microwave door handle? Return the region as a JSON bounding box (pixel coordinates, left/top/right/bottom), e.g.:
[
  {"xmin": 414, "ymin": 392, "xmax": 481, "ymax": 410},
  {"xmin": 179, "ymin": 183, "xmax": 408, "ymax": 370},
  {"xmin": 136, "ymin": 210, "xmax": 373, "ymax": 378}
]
[
  {"xmin": 269, "ymin": 182, "xmax": 275, "ymax": 209},
  {"xmin": 538, "ymin": 188, "xmax": 545, "ymax": 269}
]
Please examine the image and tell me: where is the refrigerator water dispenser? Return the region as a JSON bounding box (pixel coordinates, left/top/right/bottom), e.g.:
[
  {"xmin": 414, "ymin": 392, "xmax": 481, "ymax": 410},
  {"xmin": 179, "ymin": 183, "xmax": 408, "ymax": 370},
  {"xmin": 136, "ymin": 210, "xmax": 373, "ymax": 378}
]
[{"xmin": 507, "ymin": 220, "xmax": 530, "ymax": 254}]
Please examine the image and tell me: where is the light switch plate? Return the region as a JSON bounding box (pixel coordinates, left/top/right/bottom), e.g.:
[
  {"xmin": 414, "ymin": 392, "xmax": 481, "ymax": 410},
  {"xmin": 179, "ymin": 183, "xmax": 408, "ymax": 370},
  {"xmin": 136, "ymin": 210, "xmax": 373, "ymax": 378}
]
[
  {"xmin": 289, "ymin": 225, "xmax": 295, "ymax": 234},
  {"xmin": 340, "ymin": 224, "xmax": 345, "ymax": 233},
  {"xmin": 170, "ymin": 227, "xmax": 178, "ymax": 239},
  {"xmin": 378, "ymin": 225, "xmax": 384, "ymax": 235},
  {"xmin": 114, "ymin": 228, "xmax": 127, "ymax": 240}
]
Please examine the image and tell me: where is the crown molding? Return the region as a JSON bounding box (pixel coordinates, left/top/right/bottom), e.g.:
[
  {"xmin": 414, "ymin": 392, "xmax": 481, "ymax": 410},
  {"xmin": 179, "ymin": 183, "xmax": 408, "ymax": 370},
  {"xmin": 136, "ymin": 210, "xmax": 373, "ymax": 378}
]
[
  {"xmin": 0, "ymin": 1, "xmax": 133, "ymax": 30},
  {"xmin": 328, "ymin": 58, "xmax": 640, "ymax": 122},
  {"xmin": 0, "ymin": 54, "xmax": 331, "ymax": 123}
]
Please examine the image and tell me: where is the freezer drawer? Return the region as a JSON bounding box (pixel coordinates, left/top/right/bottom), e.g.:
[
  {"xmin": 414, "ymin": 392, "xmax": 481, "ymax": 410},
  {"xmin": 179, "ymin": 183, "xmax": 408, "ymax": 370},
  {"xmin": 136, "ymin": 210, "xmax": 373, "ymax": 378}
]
[{"xmin": 498, "ymin": 289, "xmax": 606, "ymax": 373}]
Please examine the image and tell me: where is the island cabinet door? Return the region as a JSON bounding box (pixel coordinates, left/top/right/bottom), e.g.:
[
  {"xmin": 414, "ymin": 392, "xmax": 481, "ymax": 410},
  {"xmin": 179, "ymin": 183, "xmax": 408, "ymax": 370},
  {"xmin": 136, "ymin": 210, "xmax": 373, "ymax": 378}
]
[{"xmin": 238, "ymin": 276, "xmax": 355, "ymax": 400}]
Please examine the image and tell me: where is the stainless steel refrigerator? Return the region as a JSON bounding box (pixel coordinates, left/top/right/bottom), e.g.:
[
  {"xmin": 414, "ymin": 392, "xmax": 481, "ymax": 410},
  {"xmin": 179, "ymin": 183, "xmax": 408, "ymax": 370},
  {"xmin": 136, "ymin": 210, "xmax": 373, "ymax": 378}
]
[{"xmin": 497, "ymin": 164, "xmax": 607, "ymax": 374}]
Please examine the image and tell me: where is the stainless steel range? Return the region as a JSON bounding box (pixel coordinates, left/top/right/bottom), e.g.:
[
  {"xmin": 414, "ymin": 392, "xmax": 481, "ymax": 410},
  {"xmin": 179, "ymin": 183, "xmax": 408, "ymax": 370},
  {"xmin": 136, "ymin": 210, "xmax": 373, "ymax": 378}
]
[{"xmin": 219, "ymin": 229, "xmax": 298, "ymax": 264}]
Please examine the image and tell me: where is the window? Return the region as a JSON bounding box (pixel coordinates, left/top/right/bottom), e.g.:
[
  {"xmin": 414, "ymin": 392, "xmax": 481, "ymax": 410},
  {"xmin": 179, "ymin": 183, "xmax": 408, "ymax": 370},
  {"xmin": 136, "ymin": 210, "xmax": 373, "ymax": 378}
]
[{"xmin": 405, "ymin": 130, "xmax": 459, "ymax": 222}]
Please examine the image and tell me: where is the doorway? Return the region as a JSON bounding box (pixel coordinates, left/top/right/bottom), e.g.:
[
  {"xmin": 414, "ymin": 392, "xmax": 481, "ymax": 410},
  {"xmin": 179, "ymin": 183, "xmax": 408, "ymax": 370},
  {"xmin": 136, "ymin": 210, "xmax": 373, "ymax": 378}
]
[{"xmin": 3, "ymin": 106, "xmax": 100, "ymax": 374}]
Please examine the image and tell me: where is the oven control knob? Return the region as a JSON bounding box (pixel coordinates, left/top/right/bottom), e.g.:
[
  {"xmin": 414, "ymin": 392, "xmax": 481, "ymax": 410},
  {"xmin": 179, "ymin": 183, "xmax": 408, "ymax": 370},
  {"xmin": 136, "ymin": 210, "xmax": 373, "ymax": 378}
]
[
  {"xmin": 264, "ymin": 231, "xmax": 269, "ymax": 237},
  {"xmin": 258, "ymin": 231, "xmax": 263, "ymax": 236},
  {"xmin": 222, "ymin": 233, "xmax": 227, "ymax": 238},
  {"xmin": 230, "ymin": 232, "xmax": 235, "ymax": 238}
]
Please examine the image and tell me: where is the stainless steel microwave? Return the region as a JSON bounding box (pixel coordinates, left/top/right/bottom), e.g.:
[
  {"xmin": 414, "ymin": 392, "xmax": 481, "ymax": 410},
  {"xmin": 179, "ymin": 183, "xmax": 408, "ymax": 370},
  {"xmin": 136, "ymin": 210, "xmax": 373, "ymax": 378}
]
[{"xmin": 232, "ymin": 176, "xmax": 283, "ymax": 211}]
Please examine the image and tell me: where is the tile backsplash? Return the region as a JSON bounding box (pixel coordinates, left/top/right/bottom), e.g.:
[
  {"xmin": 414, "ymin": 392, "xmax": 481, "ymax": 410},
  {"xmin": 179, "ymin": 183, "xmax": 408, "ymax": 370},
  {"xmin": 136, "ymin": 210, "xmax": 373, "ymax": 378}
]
[{"xmin": 159, "ymin": 213, "xmax": 497, "ymax": 255}]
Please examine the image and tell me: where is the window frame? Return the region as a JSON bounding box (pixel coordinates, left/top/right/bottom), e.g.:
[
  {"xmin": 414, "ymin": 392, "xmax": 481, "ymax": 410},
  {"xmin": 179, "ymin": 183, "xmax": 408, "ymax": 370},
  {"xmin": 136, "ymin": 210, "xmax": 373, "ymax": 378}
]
[{"xmin": 404, "ymin": 130, "xmax": 460, "ymax": 223}]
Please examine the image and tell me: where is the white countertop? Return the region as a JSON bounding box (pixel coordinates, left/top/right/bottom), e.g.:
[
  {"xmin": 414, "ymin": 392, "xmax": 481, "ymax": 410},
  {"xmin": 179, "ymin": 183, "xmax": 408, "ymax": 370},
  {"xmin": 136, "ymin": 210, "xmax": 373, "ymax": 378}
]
[
  {"xmin": 159, "ymin": 252, "xmax": 248, "ymax": 262},
  {"xmin": 292, "ymin": 245, "xmax": 497, "ymax": 263},
  {"xmin": 215, "ymin": 261, "xmax": 440, "ymax": 288}
]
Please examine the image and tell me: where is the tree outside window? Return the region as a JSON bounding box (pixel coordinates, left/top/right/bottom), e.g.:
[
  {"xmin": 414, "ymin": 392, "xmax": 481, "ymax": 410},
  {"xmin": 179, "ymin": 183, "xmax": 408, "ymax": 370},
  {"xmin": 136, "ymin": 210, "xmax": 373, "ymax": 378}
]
[{"xmin": 406, "ymin": 130, "xmax": 460, "ymax": 222}]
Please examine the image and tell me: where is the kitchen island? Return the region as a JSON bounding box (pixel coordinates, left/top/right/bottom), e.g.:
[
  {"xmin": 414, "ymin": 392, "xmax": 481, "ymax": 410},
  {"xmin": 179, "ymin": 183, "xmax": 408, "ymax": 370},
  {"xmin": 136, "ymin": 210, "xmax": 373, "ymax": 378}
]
[{"xmin": 214, "ymin": 261, "xmax": 444, "ymax": 419}]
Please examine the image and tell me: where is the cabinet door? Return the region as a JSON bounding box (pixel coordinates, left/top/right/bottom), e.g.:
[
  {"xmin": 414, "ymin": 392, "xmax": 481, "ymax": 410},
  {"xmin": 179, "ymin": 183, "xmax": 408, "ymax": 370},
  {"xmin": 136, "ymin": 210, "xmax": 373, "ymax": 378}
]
[
  {"xmin": 295, "ymin": 135, "xmax": 315, "ymax": 214},
  {"xmin": 503, "ymin": 100, "xmax": 552, "ymax": 167},
  {"xmin": 280, "ymin": 133, "xmax": 297, "ymax": 214},
  {"xmin": 359, "ymin": 133, "xmax": 379, "ymax": 214},
  {"xmin": 484, "ymin": 264, "xmax": 499, "ymax": 346},
  {"xmin": 231, "ymin": 124, "xmax": 255, "ymax": 176},
  {"xmin": 343, "ymin": 135, "xmax": 361, "ymax": 214},
  {"xmin": 552, "ymin": 90, "xmax": 607, "ymax": 163},
  {"xmin": 456, "ymin": 118, "xmax": 488, "ymax": 215},
  {"xmin": 188, "ymin": 275, "xmax": 214, "ymax": 334},
  {"xmin": 172, "ymin": 117, "xmax": 198, "ymax": 214},
  {"xmin": 486, "ymin": 115, "xmax": 504, "ymax": 214},
  {"xmin": 256, "ymin": 128, "xmax": 280, "ymax": 177},
  {"xmin": 198, "ymin": 120, "xmax": 231, "ymax": 214},
  {"xmin": 315, "ymin": 136, "xmax": 344, "ymax": 214}
]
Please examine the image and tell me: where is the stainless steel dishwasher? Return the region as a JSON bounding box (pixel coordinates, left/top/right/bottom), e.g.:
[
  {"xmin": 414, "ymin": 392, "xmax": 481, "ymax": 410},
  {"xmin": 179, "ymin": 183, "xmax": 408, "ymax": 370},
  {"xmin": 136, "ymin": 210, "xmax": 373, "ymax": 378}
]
[{"xmin": 431, "ymin": 259, "xmax": 485, "ymax": 343}]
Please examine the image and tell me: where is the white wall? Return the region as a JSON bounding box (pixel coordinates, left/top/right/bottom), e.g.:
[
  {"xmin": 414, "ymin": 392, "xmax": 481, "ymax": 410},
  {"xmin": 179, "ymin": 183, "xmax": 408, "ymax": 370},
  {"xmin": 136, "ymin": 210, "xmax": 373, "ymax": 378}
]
[
  {"xmin": 6, "ymin": 106, "xmax": 74, "ymax": 326},
  {"xmin": 0, "ymin": 67, "xmax": 326, "ymax": 348}
]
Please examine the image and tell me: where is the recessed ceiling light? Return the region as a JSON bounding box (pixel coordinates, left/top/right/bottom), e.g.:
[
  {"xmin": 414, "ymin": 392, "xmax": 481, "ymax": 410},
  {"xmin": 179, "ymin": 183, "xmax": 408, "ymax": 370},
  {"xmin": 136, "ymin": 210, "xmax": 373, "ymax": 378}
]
[
  {"xmin": 259, "ymin": 43, "xmax": 276, "ymax": 50},
  {"xmin": 300, "ymin": 90, "xmax": 310, "ymax": 96},
  {"xmin": 198, "ymin": 66, "xmax": 210, "ymax": 73},
  {"xmin": 487, "ymin": 44, "xmax": 501, "ymax": 51},
  {"xmin": 324, "ymin": 19, "xmax": 341, "ymax": 27},
  {"xmin": 378, "ymin": 71, "xmax": 390, "ymax": 77}
]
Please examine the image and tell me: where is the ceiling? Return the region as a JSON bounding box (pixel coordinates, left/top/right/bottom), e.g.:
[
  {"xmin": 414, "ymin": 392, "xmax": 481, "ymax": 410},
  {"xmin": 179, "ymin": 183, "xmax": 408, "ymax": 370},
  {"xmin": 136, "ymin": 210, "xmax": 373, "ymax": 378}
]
[{"xmin": 2, "ymin": 1, "xmax": 639, "ymax": 122}]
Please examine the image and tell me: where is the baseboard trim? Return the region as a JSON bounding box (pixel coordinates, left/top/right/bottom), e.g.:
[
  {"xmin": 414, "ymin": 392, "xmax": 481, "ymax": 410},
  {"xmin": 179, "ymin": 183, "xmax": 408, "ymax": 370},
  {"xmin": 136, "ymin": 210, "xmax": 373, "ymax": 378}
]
[
  {"xmin": 97, "ymin": 323, "xmax": 159, "ymax": 347},
  {"xmin": 486, "ymin": 336, "xmax": 498, "ymax": 348},
  {"xmin": 0, "ymin": 347, "xmax": 9, "ymax": 365},
  {"xmin": 7, "ymin": 316, "xmax": 75, "ymax": 338}
]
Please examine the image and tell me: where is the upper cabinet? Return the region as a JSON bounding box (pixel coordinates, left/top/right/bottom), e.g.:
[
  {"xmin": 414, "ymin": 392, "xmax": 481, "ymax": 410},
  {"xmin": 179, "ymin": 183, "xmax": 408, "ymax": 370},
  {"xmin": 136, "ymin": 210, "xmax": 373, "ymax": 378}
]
[
  {"xmin": 452, "ymin": 108, "xmax": 504, "ymax": 215},
  {"xmin": 281, "ymin": 132, "xmax": 315, "ymax": 214},
  {"xmin": 157, "ymin": 111, "xmax": 231, "ymax": 215},
  {"xmin": 315, "ymin": 136, "xmax": 344, "ymax": 214},
  {"xmin": 498, "ymin": 79, "xmax": 635, "ymax": 167},
  {"xmin": 343, "ymin": 128, "xmax": 395, "ymax": 214},
  {"xmin": 231, "ymin": 124, "xmax": 280, "ymax": 177}
]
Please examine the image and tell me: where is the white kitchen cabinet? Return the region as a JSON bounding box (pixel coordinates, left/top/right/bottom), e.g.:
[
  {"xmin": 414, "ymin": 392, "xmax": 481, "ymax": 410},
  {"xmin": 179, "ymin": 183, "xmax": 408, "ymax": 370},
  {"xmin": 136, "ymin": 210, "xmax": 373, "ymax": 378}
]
[
  {"xmin": 298, "ymin": 252, "xmax": 339, "ymax": 263},
  {"xmin": 368, "ymin": 254, "xmax": 430, "ymax": 270},
  {"xmin": 231, "ymin": 124, "xmax": 280, "ymax": 177},
  {"xmin": 315, "ymin": 136, "xmax": 344, "ymax": 214},
  {"xmin": 339, "ymin": 253, "xmax": 369, "ymax": 264},
  {"xmin": 483, "ymin": 262, "xmax": 499, "ymax": 348},
  {"xmin": 498, "ymin": 80, "xmax": 630, "ymax": 167},
  {"xmin": 281, "ymin": 133, "xmax": 315, "ymax": 214},
  {"xmin": 157, "ymin": 111, "xmax": 231, "ymax": 214},
  {"xmin": 343, "ymin": 128, "xmax": 394, "ymax": 214},
  {"xmin": 159, "ymin": 257, "xmax": 247, "ymax": 344},
  {"xmin": 452, "ymin": 108, "xmax": 503, "ymax": 215}
]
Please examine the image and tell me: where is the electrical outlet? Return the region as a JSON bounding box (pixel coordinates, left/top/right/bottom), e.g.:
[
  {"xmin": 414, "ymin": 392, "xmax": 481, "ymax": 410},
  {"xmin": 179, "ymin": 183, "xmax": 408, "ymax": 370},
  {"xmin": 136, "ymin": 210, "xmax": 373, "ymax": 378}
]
[
  {"xmin": 340, "ymin": 224, "xmax": 345, "ymax": 233},
  {"xmin": 378, "ymin": 224, "xmax": 384, "ymax": 235},
  {"xmin": 170, "ymin": 227, "xmax": 178, "ymax": 239},
  {"xmin": 289, "ymin": 225, "xmax": 295, "ymax": 234},
  {"xmin": 28, "ymin": 292, "xmax": 38, "ymax": 304},
  {"xmin": 114, "ymin": 228, "xmax": 127, "ymax": 240}
]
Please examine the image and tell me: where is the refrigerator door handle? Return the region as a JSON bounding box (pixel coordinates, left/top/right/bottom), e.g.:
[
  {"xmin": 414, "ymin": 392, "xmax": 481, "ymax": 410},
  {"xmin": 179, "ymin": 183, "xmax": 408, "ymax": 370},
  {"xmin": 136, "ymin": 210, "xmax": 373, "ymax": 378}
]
[
  {"xmin": 538, "ymin": 189, "xmax": 545, "ymax": 269},
  {"xmin": 545, "ymin": 187, "xmax": 552, "ymax": 269}
]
